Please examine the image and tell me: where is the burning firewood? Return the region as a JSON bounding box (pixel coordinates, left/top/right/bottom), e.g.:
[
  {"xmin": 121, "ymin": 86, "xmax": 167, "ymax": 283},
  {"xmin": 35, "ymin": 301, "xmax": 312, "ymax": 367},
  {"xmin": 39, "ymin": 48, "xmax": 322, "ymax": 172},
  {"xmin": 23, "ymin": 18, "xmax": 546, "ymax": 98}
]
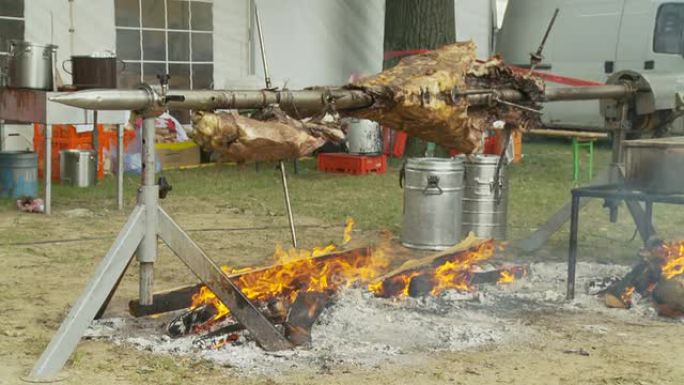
[
  {"xmin": 130, "ymin": 246, "xmax": 376, "ymax": 318},
  {"xmin": 369, "ymin": 234, "xmax": 521, "ymax": 298},
  {"xmin": 603, "ymin": 259, "xmax": 660, "ymax": 309},
  {"xmin": 283, "ymin": 292, "xmax": 331, "ymax": 348},
  {"xmin": 604, "ymin": 240, "xmax": 684, "ymax": 316},
  {"xmin": 345, "ymin": 41, "xmax": 544, "ymax": 153}
]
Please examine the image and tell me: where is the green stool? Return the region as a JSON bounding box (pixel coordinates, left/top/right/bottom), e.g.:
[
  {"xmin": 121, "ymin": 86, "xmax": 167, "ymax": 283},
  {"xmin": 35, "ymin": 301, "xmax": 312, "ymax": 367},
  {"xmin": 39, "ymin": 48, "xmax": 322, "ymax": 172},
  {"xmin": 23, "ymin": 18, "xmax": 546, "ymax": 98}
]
[{"xmin": 572, "ymin": 137, "xmax": 594, "ymax": 183}]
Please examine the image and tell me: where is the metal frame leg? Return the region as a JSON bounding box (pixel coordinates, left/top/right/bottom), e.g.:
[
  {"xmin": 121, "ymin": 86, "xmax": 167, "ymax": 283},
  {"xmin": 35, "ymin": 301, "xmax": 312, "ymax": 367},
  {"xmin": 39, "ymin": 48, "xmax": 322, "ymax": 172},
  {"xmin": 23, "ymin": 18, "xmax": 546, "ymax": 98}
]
[
  {"xmin": 29, "ymin": 206, "xmax": 145, "ymax": 379},
  {"xmin": 644, "ymin": 200, "xmax": 654, "ymax": 242},
  {"xmin": 44, "ymin": 124, "xmax": 52, "ymax": 215},
  {"xmin": 567, "ymin": 193, "xmax": 580, "ymax": 300},
  {"xmin": 117, "ymin": 124, "xmax": 124, "ymax": 210},
  {"xmin": 157, "ymin": 207, "xmax": 292, "ymax": 351}
]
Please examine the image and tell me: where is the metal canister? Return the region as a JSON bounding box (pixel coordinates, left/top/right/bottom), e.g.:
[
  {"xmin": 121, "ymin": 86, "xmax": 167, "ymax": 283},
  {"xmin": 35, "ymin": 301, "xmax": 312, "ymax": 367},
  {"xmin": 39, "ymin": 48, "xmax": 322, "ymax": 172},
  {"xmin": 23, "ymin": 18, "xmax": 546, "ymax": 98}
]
[
  {"xmin": 401, "ymin": 157, "xmax": 465, "ymax": 250},
  {"xmin": 63, "ymin": 55, "xmax": 123, "ymax": 89},
  {"xmin": 0, "ymin": 151, "xmax": 38, "ymax": 198},
  {"xmin": 461, "ymin": 155, "xmax": 508, "ymax": 240},
  {"xmin": 343, "ymin": 118, "xmax": 383, "ymax": 155},
  {"xmin": 60, "ymin": 150, "xmax": 97, "ymax": 187},
  {"xmin": 7, "ymin": 40, "xmax": 57, "ymax": 90}
]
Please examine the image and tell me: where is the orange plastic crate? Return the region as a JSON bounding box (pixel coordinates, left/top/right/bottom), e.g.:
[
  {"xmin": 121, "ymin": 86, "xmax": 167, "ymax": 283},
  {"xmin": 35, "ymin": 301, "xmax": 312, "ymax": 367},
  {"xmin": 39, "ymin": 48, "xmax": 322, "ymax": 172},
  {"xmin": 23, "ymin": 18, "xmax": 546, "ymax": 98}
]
[
  {"xmin": 33, "ymin": 124, "xmax": 136, "ymax": 181},
  {"xmin": 317, "ymin": 153, "xmax": 387, "ymax": 175}
]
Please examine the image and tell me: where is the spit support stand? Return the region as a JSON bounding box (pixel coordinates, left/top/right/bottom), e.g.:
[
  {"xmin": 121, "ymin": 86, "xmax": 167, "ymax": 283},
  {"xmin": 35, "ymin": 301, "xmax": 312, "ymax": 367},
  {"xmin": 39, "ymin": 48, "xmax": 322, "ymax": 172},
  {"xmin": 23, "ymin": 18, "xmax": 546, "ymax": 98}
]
[
  {"xmin": 28, "ymin": 79, "xmax": 292, "ymax": 381},
  {"xmin": 253, "ymin": 0, "xmax": 298, "ymax": 248}
]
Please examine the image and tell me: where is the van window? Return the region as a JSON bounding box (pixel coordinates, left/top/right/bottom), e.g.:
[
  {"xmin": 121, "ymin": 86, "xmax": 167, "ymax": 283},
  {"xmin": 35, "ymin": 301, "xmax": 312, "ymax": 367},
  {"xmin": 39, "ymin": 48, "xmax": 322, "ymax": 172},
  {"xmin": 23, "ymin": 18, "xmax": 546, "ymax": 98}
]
[{"xmin": 654, "ymin": 3, "xmax": 684, "ymax": 54}]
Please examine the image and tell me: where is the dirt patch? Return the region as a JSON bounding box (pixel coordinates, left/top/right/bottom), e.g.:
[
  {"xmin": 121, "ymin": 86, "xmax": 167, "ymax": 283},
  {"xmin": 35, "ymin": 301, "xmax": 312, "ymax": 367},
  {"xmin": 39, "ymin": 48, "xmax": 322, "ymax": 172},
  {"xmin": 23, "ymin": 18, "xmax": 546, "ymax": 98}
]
[{"xmin": 1, "ymin": 198, "xmax": 683, "ymax": 385}]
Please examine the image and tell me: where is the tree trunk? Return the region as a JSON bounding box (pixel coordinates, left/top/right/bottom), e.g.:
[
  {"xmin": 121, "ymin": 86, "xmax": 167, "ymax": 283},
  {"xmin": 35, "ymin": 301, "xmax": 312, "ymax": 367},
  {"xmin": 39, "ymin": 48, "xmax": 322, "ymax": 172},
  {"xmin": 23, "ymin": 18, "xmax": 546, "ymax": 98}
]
[{"xmin": 384, "ymin": 0, "xmax": 456, "ymax": 157}]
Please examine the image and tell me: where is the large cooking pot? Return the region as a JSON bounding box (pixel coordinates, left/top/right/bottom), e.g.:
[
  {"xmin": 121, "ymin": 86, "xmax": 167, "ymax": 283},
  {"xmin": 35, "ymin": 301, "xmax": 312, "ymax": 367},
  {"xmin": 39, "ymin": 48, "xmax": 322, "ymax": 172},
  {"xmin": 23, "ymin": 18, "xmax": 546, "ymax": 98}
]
[
  {"xmin": 343, "ymin": 118, "xmax": 383, "ymax": 155},
  {"xmin": 400, "ymin": 157, "xmax": 466, "ymax": 250},
  {"xmin": 624, "ymin": 137, "xmax": 684, "ymax": 194},
  {"xmin": 7, "ymin": 40, "xmax": 58, "ymax": 90},
  {"xmin": 63, "ymin": 55, "xmax": 124, "ymax": 89}
]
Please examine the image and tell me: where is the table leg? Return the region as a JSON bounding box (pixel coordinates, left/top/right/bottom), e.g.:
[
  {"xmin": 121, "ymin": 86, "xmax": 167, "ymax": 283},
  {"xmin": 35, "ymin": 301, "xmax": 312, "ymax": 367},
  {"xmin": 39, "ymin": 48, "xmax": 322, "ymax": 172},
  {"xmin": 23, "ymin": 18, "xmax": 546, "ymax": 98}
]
[
  {"xmin": 567, "ymin": 193, "xmax": 580, "ymax": 300},
  {"xmin": 44, "ymin": 124, "xmax": 52, "ymax": 215},
  {"xmin": 645, "ymin": 200, "xmax": 654, "ymax": 242},
  {"xmin": 117, "ymin": 124, "xmax": 124, "ymax": 210}
]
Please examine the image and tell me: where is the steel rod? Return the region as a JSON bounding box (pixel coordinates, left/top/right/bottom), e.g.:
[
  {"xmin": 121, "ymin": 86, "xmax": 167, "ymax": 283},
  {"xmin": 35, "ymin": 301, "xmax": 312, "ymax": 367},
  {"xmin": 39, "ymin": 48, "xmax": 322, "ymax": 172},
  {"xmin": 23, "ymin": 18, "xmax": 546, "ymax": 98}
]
[
  {"xmin": 137, "ymin": 116, "xmax": 159, "ymax": 306},
  {"xmin": 117, "ymin": 124, "xmax": 124, "ymax": 210},
  {"xmin": 92, "ymin": 110, "xmax": 99, "ymax": 185},
  {"xmin": 280, "ymin": 161, "xmax": 298, "ymax": 248},
  {"xmin": 544, "ymin": 85, "xmax": 634, "ymax": 102},
  {"xmin": 253, "ymin": 1, "xmax": 272, "ymax": 90},
  {"xmin": 44, "ymin": 124, "xmax": 52, "ymax": 215},
  {"xmin": 253, "ymin": 0, "xmax": 298, "ymax": 248},
  {"xmin": 567, "ymin": 193, "xmax": 580, "ymax": 300}
]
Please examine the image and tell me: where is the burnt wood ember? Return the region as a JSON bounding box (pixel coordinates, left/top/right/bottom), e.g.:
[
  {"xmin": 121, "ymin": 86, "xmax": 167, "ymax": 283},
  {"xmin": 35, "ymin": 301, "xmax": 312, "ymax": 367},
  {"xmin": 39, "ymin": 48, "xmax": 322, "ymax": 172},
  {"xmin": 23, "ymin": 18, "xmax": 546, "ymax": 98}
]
[
  {"xmin": 167, "ymin": 305, "xmax": 218, "ymax": 338},
  {"xmin": 129, "ymin": 247, "xmax": 372, "ymax": 318},
  {"xmin": 345, "ymin": 42, "xmax": 544, "ymax": 153},
  {"xmin": 652, "ymin": 276, "xmax": 684, "ymax": 317},
  {"xmin": 370, "ymin": 235, "xmax": 496, "ymax": 298},
  {"xmin": 604, "ymin": 259, "xmax": 660, "ymax": 309},
  {"xmin": 283, "ymin": 292, "xmax": 331, "ymax": 348},
  {"xmin": 406, "ymin": 266, "xmax": 528, "ymax": 298}
]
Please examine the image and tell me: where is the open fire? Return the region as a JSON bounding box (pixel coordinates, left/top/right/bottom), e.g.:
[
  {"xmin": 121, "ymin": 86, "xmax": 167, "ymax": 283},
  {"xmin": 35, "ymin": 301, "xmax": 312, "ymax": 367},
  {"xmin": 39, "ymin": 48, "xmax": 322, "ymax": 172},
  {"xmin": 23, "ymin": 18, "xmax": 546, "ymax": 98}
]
[
  {"xmin": 604, "ymin": 239, "xmax": 684, "ymax": 317},
  {"xmin": 170, "ymin": 222, "xmax": 523, "ymax": 349}
]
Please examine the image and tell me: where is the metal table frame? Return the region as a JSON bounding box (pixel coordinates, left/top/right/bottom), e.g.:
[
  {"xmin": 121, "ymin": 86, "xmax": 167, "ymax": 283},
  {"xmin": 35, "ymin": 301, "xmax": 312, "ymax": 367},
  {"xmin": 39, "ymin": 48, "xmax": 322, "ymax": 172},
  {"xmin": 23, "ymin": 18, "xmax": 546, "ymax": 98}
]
[
  {"xmin": 567, "ymin": 184, "xmax": 684, "ymax": 299},
  {"xmin": 0, "ymin": 88, "xmax": 128, "ymax": 214}
]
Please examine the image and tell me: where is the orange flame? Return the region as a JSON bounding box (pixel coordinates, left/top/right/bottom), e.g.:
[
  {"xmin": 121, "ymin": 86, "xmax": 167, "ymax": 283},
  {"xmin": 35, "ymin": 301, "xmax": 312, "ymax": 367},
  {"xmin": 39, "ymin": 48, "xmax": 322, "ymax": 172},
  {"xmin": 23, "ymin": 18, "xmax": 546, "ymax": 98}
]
[
  {"xmin": 621, "ymin": 286, "xmax": 636, "ymax": 306},
  {"xmin": 190, "ymin": 219, "xmax": 389, "ymax": 320},
  {"xmin": 655, "ymin": 241, "xmax": 684, "ymax": 280},
  {"xmin": 370, "ymin": 240, "xmax": 497, "ymax": 298},
  {"xmin": 343, "ymin": 217, "xmax": 355, "ymax": 244},
  {"xmin": 497, "ymin": 270, "xmax": 515, "ymax": 284}
]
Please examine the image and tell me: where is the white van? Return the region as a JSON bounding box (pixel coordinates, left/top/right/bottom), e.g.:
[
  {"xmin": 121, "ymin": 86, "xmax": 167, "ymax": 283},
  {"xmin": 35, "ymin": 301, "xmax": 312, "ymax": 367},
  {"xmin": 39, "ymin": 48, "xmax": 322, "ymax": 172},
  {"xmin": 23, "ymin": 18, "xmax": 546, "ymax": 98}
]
[{"xmin": 497, "ymin": 0, "xmax": 684, "ymax": 133}]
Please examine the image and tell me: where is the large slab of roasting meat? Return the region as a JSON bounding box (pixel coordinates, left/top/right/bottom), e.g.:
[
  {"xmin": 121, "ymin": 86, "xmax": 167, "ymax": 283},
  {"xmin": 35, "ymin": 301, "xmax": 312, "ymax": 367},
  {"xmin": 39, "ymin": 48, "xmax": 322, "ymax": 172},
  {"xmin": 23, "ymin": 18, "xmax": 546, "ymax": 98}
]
[{"xmin": 190, "ymin": 41, "xmax": 544, "ymax": 160}]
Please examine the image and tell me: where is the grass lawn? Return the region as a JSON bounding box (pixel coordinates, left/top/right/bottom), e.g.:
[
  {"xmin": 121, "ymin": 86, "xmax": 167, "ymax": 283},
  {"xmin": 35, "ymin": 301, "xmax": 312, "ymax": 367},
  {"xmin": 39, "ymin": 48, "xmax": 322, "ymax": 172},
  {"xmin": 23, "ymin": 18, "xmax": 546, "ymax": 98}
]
[{"xmin": 3, "ymin": 139, "xmax": 684, "ymax": 264}]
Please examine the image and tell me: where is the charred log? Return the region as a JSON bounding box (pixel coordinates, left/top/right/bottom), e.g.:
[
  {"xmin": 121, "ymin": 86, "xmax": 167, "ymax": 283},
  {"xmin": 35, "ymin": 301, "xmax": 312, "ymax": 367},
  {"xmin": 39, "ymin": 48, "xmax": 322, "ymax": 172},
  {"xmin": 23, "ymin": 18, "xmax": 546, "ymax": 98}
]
[
  {"xmin": 652, "ymin": 276, "xmax": 684, "ymax": 318},
  {"xmin": 129, "ymin": 247, "xmax": 372, "ymax": 318},
  {"xmin": 167, "ymin": 305, "xmax": 218, "ymax": 338},
  {"xmin": 283, "ymin": 292, "xmax": 331, "ymax": 348},
  {"xmin": 604, "ymin": 259, "xmax": 660, "ymax": 309}
]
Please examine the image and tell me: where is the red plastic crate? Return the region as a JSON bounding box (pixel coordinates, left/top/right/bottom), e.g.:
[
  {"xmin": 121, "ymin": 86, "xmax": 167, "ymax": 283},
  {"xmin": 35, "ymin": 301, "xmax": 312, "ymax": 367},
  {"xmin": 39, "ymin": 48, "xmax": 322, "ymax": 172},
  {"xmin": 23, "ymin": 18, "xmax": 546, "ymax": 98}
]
[
  {"xmin": 33, "ymin": 124, "xmax": 136, "ymax": 181},
  {"xmin": 317, "ymin": 153, "xmax": 387, "ymax": 175}
]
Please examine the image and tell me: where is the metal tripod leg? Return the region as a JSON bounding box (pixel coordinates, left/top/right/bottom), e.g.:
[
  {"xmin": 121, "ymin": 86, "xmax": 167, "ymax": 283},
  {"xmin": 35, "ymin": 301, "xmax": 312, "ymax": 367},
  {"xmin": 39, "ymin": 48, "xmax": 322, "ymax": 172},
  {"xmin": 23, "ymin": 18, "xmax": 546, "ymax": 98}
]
[
  {"xmin": 157, "ymin": 207, "xmax": 293, "ymax": 351},
  {"xmin": 279, "ymin": 161, "xmax": 298, "ymax": 248},
  {"xmin": 29, "ymin": 206, "xmax": 145, "ymax": 379}
]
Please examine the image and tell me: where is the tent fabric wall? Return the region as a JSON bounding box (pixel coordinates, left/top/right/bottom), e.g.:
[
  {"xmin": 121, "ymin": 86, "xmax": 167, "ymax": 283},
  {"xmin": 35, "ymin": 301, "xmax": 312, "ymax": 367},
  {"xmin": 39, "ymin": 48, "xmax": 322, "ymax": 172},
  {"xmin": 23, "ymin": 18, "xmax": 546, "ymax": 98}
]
[{"xmin": 20, "ymin": 0, "xmax": 495, "ymax": 90}]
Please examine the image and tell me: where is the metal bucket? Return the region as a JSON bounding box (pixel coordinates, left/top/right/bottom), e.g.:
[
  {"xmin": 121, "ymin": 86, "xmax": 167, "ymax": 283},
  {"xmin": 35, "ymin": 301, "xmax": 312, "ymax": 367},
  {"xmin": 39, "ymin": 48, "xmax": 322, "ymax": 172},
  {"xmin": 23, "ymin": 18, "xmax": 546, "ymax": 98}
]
[
  {"xmin": 401, "ymin": 157, "xmax": 465, "ymax": 250},
  {"xmin": 60, "ymin": 150, "xmax": 96, "ymax": 187},
  {"xmin": 0, "ymin": 151, "xmax": 38, "ymax": 198},
  {"xmin": 343, "ymin": 118, "xmax": 383, "ymax": 155},
  {"xmin": 8, "ymin": 40, "xmax": 57, "ymax": 90},
  {"xmin": 63, "ymin": 55, "xmax": 124, "ymax": 89},
  {"xmin": 461, "ymin": 155, "xmax": 508, "ymax": 240}
]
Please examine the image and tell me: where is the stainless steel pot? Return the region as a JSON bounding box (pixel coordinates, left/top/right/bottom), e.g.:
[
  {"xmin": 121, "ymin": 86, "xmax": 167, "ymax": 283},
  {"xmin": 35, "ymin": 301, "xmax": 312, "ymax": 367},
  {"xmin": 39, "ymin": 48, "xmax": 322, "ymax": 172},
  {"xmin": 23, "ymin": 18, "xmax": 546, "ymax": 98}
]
[
  {"xmin": 461, "ymin": 155, "xmax": 508, "ymax": 240},
  {"xmin": 624, "ymin": 137, "xmax": 684, "ymax": 194},
  {"xmin": 60, "ymin": 150, "xmax": 96, "ymax": 187},
  {"xmin": 8, "ymin": 40, "xmax": 58, "ymax": 90},
  {"xmin": 400, "ymin": 157, "xmax": 466, "ymax": 250},
  {"xmin": 343, "ymin": 118, "xmax": 383, "ymax": 155}
]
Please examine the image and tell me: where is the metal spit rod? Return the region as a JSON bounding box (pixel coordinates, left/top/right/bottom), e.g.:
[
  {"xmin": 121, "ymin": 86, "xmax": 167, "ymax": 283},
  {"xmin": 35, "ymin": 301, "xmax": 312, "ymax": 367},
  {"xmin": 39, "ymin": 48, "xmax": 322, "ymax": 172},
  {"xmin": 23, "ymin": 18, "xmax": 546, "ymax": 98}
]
[
  {"xmin": 50, "ymin": 83, "xmax": 636, "ymax": 113},
  {"xmin": 253, "ymin": 0, "xmax": 298, "ymax": 248}
]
